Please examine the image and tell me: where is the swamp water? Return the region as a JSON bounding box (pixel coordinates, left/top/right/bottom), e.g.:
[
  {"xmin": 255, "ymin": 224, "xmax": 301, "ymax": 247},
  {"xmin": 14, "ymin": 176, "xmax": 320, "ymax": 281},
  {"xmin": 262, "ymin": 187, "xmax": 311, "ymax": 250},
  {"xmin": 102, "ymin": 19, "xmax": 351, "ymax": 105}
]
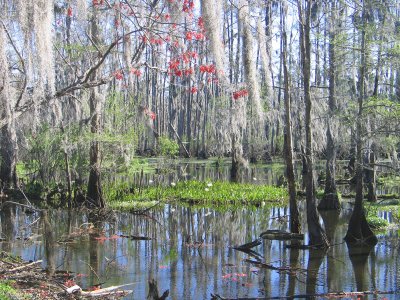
[{"xmin": 0, "ymin": 203, "xmax": 399, "ymax": 299}]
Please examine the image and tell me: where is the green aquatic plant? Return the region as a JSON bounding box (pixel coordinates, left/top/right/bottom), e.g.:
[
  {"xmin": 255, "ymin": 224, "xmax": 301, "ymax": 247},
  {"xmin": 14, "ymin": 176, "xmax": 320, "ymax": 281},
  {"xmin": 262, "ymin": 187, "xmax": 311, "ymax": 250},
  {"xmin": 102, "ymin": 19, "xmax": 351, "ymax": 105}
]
[{"xmin": 106, "ymin": 180, "xmax": 287, "ymax": 209}]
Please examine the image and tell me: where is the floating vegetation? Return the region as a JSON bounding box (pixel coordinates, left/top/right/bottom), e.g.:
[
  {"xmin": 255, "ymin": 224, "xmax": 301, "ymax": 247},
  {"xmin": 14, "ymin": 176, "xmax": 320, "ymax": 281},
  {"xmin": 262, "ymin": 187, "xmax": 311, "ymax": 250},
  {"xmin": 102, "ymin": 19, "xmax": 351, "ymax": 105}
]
[{"xmin": 107, "ymin": 180, "xmax": 287, "ymax": 210}]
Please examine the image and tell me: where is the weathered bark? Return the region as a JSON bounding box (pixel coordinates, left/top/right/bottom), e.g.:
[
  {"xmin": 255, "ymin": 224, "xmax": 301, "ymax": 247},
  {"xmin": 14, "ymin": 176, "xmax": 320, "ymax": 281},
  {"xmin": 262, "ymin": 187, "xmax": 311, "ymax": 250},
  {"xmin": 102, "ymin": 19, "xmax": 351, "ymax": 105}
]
[
  {"xmin": 0, "ymin": 26, "xmax": 18, "ymax": 189},
  {"xmin": 344, "ymin": 2, "xmax": 377, "ymax": 245},
  {"xmin": 281, "ymin": 2, "xmax": 300, "ymax": 234},
  {"xmin": 365, "ymin": 140, "xmax": 377, "ymax": 203},
  {"xmin": 319, "ymin": 1, "xmax": 340, "ymax": 211},
  {"xmin": 231, "ymin": 134, "xmax": 239, "ymax": 182},
  {"xmin": 298, "ymin": 0, "xmax": 329, "ymax": 248},
  {"xmin": 86, "ymin": 9, "xmax": 105, "ymax": 208},
  {"xmin": 0, "ymin": 124, "xmax": 18, "ymax": 189}
]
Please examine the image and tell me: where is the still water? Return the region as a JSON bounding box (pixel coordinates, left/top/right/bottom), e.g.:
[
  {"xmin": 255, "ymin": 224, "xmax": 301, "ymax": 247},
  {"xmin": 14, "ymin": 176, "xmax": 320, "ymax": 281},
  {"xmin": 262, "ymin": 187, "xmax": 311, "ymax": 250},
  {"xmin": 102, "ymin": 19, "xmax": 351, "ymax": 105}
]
[{"xmin": 1, "ymin": 203, "xmax": 399, "ymax": 299}]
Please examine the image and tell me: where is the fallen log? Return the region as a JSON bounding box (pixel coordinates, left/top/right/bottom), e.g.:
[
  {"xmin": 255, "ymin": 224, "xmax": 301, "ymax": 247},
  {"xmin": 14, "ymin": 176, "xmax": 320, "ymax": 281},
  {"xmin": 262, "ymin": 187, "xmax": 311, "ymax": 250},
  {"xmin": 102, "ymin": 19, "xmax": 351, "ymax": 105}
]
[
  {"xmin": 6, "ymin": 260, "xmax": 42, "ymax": 272},
  {"xmin": 232, "ymin": 238, "xmax": 261, "ymax": 251},
  {"xmin": 66, "ymin": 283, "xmax": 133, "ymax": 298},
  {"xmin": 244, "ymin": 259, "xmax": 292, "ymax": 272},
  {"xmin": 120, "ymin": 234, "xmax": 152, "ymax": 240},
  {"xmin": 259, "ymin": 230, "xmax": 303, "ymax": 241}
]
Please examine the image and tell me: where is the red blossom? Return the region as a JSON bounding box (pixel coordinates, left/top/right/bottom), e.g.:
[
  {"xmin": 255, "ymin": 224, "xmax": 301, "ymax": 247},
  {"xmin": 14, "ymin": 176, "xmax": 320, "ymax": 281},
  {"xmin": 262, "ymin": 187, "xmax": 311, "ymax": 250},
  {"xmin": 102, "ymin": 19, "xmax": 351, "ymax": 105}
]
[
  {"xmin": 184, "ymin": 68, "xmax": 194, "ymax": 76},
  {"xmin": 164, "ymin": 14, "xmax": 171, "ymax": 21},
  {"xmin": 190, "ymin": 86, "xmax": 198, "ymax": 94},
  {"xmin": 130, "ymin": 68, "xmax": 142, "ymax": 77},
  {"xmin": 169, "ymin": 59, "xmax": 180, "ymax": 70},
  {"xmin": 233, "ymin": 89, "xmax": 249, "ymax": 100},
  {"xmin": 185, "ymin": 31, "xmax": 194, "ymax": 41},
  {"xmin": 113, "ymin": 70, "xmax": 124, "ymax": 80},
  {"xmin": 198, "ymin": 17, "xmax": 204, "ymax": 30},
  {"xmin": 195, "ymin": 32, "xmax": 205, "ymax": 40},
  {"xmin": 93, "ymin": 0, "xmax": 104, "ymax": 6},
  {"xmin": 67, "ymin": 7, "xmax": 73, "ymax": 17},
  {"xmin": 174, "ymin": 69, "xmax": 183, "ymax": 77},
  {"xmin": 199, "ymin": 64, "xmax": 216, "ymax": 74}
]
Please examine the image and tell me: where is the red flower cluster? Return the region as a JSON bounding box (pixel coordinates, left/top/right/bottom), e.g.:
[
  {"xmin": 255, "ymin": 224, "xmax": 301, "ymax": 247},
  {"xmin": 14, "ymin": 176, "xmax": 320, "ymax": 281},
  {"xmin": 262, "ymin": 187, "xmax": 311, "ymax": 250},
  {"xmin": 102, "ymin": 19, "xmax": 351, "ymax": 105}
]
[
  {"xmin": 130, "ymin": 68, "xmax": 142, "ymax": 77},
  {"xmin": 233, "ymin": 89, "xmax": 249, "ymax": 100},
  {"xmin": 184, "ymin": 68, "xmax": 194, "ymax": 76},
  {"xmin": 181, "ymin": 51, "xmax": 198, "ymax": 63},
  {"xmin": 114, "ymin": 70, "xmax": 124, "ymax": 80},
  {"xmin": 169, "ymin": 59, "xmax": 180, "ymax": 71},
  {"xmin": 190, "ymin": 86, "xmax": 198, "ymax": 94},
  {"xmin": 67, "ymin": 7, "xmax": 73, "ymax": 17},
  {"xmin": 164, "ymin": 14, "xmax": 171, "ymax": 21},
  {"xmin": 150, "ymin": 37, "xmax": 163, "ymax": 45},
  {"xmin": 145, "ymin": 109, "xmax": 157, "ymax": 120},
  {"xmin": 93, "ymin": 0, "xmax": 104, "ymax": 6},
  {"xmin": 198, "ymin": 17, "xmax": 204, "ymax": 31},
  {"xmin": 183, "ymin": 0, "xmax": 194, "ymax": 13},
  {"xmin": 185, "ymin": 31, "xmax": 205, "ymax": 41},
  {"xmin": 199, "ymin": 64, "xmax": 216, "ymax": 74}
]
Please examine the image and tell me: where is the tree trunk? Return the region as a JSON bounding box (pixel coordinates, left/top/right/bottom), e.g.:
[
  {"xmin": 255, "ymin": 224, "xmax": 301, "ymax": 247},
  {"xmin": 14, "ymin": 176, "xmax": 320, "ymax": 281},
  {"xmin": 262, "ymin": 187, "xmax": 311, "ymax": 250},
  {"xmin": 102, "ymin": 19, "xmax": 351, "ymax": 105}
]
[
  {"xmin": 319, "ymin": 1, "xmax": 340, "ymax": 211},
  {"xmin": 298, "ymin": 0, "xmax": 329, "ymax": 248},
  {"xmin": 281, "ymin": 2, "xmax": 300, "ymax": 234},
  {"xmin": 86, "ymin": 9, "xmax": 105, "ymax": 208},
  {"xmin": 0, "ymin": 27, "xmax": 18, "ymax": 189},
  {"xmin": 344, "ymin": 2, "xmax": 377, "ymax": 245}
]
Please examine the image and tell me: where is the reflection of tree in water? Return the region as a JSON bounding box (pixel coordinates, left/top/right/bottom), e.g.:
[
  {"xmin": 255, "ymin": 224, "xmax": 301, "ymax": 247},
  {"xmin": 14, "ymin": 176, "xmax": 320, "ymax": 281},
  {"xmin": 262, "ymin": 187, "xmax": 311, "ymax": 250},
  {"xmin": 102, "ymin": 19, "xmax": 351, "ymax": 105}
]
[
  {"xmin": 286, "ymin": 247, "xmax": 299, "ymax": 297},
  {"xmin": 347, "ymin": 244, "xmax": 375, "ymax": 292},
  {"xmin": 42, "ymin": 210, "xmax": 55, "ymax": 278},
  {"xmin": 320, "ymin": 210, "xmax": 340, "ymax": 292},
  {"xmin": 306, "ymin": 249, "xmax": 327, "ymax": 295},
  {"xmin": 87, "ymin": 211, "xmax": 108, "ymax": 287}
]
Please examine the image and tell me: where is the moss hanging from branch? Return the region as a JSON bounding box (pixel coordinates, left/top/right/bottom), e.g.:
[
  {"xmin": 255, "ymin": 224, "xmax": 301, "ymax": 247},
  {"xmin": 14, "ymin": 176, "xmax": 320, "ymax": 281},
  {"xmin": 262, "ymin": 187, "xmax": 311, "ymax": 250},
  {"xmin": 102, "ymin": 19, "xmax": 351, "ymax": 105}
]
[
  {"xmin": 201, "ymin": 0, "xmax": 227, "ymax": 84},
  {"xmin": 238, "ymin": 0, "xmax": 263, "ymax": 125}
]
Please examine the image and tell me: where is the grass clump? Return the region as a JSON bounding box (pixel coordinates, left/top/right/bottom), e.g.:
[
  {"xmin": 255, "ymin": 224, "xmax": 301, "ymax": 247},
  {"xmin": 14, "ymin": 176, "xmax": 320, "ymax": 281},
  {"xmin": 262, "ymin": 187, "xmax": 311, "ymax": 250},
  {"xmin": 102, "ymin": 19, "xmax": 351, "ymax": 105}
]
[
  {"xmin": 0, "ymin": 281, "xmax": 23, "ymax": 300},
  {"xmin": 366, "ymin": 215, "xmax": 389, "ymax": 230},
  {"xmin": 107, "ymin": 180, "xmax": 287, "ymax": 209}
]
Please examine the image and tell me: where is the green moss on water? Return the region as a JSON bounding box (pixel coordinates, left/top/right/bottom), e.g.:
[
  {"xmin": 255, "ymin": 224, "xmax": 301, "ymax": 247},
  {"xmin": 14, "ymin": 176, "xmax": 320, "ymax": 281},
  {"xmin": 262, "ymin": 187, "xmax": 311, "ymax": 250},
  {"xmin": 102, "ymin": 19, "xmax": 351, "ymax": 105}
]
[{"xmin": 106, "ymin": 180, "xmax": 287, "ymax": 210}]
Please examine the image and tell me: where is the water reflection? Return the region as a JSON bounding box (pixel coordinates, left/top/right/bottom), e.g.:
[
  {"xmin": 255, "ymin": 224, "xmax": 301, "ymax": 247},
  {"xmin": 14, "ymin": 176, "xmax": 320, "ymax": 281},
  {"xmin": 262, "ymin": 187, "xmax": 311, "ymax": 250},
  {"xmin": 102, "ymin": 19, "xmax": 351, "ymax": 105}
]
[{"xmin": 0, "ymin": 205, "xmax": 398, "ymax": 299}]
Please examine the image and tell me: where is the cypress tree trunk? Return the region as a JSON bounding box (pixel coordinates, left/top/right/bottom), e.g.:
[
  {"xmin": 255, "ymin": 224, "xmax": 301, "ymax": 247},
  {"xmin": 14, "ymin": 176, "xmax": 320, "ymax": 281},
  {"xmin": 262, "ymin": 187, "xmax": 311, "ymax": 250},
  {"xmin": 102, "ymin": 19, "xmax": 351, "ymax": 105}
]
[
  {"xmin": 0, "ymin": 27, "xmax": 18, "ymax": 189},
  {"xmin": 281, "ymin": 2, "xmax": 300, "ymax": 234},
  {"xmin": 298, "ymin": 0, "xmax": 329, "ymax": 247},
  {"xmin": 344, "ymin": 2, "xmax": 377, "ymax": 245},
  {"xmin": 319, "ymin": 1, "xmax": 340, "ymax": 211},
  {"xmin": 86, "ymin": 9, "xmax": 105, "ymax": 208},
  {"xmin": 0, "ymin": 124, "xmax": 18, "ymax": 189}
]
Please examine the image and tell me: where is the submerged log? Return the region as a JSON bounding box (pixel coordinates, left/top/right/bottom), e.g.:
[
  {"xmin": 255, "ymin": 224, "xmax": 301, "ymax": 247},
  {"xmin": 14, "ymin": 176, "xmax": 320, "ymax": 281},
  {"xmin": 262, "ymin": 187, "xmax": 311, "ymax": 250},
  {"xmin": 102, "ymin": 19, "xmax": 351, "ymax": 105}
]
[
  {"xmin": 120, "ymin": 234, "xmax": 152, "ymax": 240},
  {"xmin": 259, "ymin": 230, "xmax": 304, "ymax": 241},
  {"xmin": 232, "ymin": 238, "xmax": 261, "ymax": 251}
]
